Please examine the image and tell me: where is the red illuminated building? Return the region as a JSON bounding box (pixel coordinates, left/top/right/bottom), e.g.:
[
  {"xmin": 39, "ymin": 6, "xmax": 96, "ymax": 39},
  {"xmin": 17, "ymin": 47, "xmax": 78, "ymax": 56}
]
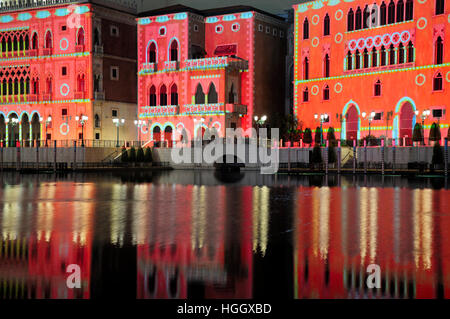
[{"xmin": 137, "ymin": 5, "xmax": 287, "ymax": 145}]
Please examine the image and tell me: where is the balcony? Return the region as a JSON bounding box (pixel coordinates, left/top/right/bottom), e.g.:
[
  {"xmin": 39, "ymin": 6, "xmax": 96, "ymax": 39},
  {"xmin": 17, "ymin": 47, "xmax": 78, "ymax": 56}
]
[
  {"xmin": 42, "ymin": 48, "xmax": 52, "ymax": 56},
  {"xmin": 0, "ymin": 95, "xmax": 28, "ymax": 104},
  {"xmin": 42, "ymin": 93, "xmax": 52, "ymax": 101},
  {"xmin": 27, "ymin": 49, "xmax": 38, "ymax": 57},
  {"xmin": 185, "ymin": 56, "xmax": 248, "ymax": 71},
  {"xmin": 225, "ymin": 103, "xmax": 247, "ymax": 115},
  {"xmin": 140, "ymin": 105, "xmax": 180, "ymax": 117},
  {"xmin": 164, "ymin": 60, "xmax": 179, "ymax": 71},
  {"xmin": 94, "ymin": 45, "xmax": 104, "ymax": 54},
  {"xmin": 94, "ymin": 91, "xmax": 105, "ymax": 100},
  {"xmin": 182, "ymin": 103, "xmax": 224, "ymax": 115},
  {"xmin": 26, "ymin": 94, "xmax": 39, "ymax": 102},
  {"xmin": 142, "ymin": 62, "xmax": 157, "ymax": 73},
  {"xmin": 74, "ymin": 91, "xmax": 85, "ymax": 99},
  {"xmin": 75, "ymin": 45, "xmax": 85, "ymax": 53}
]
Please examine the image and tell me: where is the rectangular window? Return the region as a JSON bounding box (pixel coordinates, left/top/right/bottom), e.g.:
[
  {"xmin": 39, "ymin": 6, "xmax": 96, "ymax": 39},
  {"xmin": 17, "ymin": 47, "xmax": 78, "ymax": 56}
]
[
  {"xmin": 266, "ymin": 26, "xmax": 271, "ymax": 34},
  {"xmin": 110, "ymin": 25, "xmax": 119, "ymax": 37},
  {"xmin": 280, "ymin": 31, "xmax": 284, "ymax": 38},
  {"xmin": 373, "ymin": 112, "xmax": 383, "ymax": 120},
  {"xmin": 432, "ymin": 109, "xmax": 443, "ymax": 118},
  {"xmin": 62, "ymin": 66, "xmax": 67, "ymax": 76},
  {"xmin": 78, "ymin": 133, "xmax": 83, "ymax": 140},
  {"xmin": 95, "ymin": 133, "xmax": 100, "ymax": 140},
  {"xmin": 62, "ymin": 109, "xmax": 67, "ymax": 116},
  {"xmin": 112, "ymin": 109, "xmax": 118, "ymax": 117},
  {"xmin": 273, "ymin": 29, "xmax": 277, "ymax": 36},
  {"xmin": 61, "ymin": 25, "xmax": 67, "ymax": 31},
  {"xmin": 258, "ymin": 24, "xmax": 263, "ymax": 32},
  {"xmin": 110, "ymin": 66, "xmax": 119, "ymax": 80},
  {"xmin": 46, "ymin": 133, "xmax": 51, "ymax": 140}
]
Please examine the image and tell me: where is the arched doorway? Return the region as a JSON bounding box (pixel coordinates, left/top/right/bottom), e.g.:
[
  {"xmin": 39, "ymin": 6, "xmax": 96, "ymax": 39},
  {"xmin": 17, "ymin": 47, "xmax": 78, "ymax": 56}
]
[
  {"xmin": 0, "ymin": 115, "xmax": 5, "ymax": 145},
  {"xmin": 21, "ymin": 114, "xmax": 30, "ymax": 147},
  {"xmin": 346, "ymin": 105, "xmax": 359, "ymax": 141},
  {"xmin": 7, "ymin": 114, "xmax": 19, "ymax": 147},
  {"xmin": 164, "ymin": 126, "xmax": 173, "ymax": 147},
  {"xmin": 399, "ymin": 102, "xmax": 414, "ymax": 146},
  {"xmin": 153, "ymin": 126, "xmax": 161, "ymax": 147},
  {"xmin": 31, "ymin": 113, "xmax": 40, "ymax": 145}
]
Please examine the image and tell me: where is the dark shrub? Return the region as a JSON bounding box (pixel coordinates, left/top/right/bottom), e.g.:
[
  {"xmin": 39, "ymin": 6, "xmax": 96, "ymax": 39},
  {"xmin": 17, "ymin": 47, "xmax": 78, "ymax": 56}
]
[
  {"xmin": 328, "ymin": 145, "xmax": 337, "ymax": 163},
  {"xmin": 144, "ymin": 147, "xmax": 153, "ymax": 162},
  {"xmin": 412, "ymin": 123, "xmax": 422, "ymax": 142},
  {"xmin": 128, "ymin": 147, "xmax": 136, "ymax": 162},
  {"xmin": 432, "ymin": 142, "xmax": 444, "ymax": 165},
  {"xmin": 312, "ymin": 144, "xmax": 323, "ymax": 164},
  {"xmin": 303, "ymin": 128, "xmax": 313, "ymax": 145},
  {"xmin": 121, "ymin": 147, "xmax": 128, "ymax": 163},
  {"xmin": 429, "ymin": 122, "xmax": 441, "ymax": 142},
  {"xmin": 136, "ymin": 147, "xmax": 144, "ymax": 162},
  {"xmin": 314, "ymin": 127, "xmax": 323, "ymax": 145}
]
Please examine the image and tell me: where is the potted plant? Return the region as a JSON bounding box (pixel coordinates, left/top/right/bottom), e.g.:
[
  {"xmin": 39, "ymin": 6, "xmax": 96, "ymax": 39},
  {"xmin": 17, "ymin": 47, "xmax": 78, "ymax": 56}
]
[
  {"xmin": 144, "ymin": 147, "xmax": 153, "ymax": 164},
  {"xmin": 128, "ymin": 147, "xmax": 136, "ymax": 166},
  {"xmin": 121, "ymin": 146, "xmax": 128, "ymax": 164},
  {"xmin": 431, "ymin": 142, "xmax": 444, "ymax": 171},
  {"xmin": 314, "ymin": 127, "xmax": 323, "ymax": 146},
  {"xmin": 136, "ymin": 147, "xmax": 145, "ymax": 167},
  {"xmin": 429, "ymin": 122, "xmax": 441, "ymax": 145},
  {"xmin": 303, "ymin": 128, "xmax": 313, "ymax": 146},
  {"xmin": 311, "ymin": 144, "xmax": 323, "ymax": 169}
]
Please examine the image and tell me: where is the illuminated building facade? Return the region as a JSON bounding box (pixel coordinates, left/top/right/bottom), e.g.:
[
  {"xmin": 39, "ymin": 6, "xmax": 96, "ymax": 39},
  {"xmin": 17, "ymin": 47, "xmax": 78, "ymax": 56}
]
[
  {"xmin": 137, "ymin": 5, "xmax": 287, "ymax": 145},
  {"xmin": 293, "ymin": 0, "xmax": 449, "ymax": 143},
  {"xmin": 0, "ymin": 0, "xmax": 138, "ymax": 146}
]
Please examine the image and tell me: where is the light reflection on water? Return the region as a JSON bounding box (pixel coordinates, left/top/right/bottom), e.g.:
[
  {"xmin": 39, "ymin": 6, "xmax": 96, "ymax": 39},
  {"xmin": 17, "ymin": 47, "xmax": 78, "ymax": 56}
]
[{"xmin": 0, "ymin": 171, "xmax": 449, "ymax": 299}]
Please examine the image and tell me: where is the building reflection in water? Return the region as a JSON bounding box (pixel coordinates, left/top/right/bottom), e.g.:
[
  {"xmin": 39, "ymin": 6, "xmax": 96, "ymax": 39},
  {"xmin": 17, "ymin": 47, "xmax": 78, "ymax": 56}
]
[{"xmin": 0, "ymin": 172, "xmax": 449, "ymax": 299}]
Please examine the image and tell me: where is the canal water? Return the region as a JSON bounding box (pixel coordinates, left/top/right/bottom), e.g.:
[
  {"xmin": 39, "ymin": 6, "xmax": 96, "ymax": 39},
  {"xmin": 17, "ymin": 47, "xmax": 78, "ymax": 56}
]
[{"xmin": 0, "ymin": 171, "xmax": 448, "ymax": 299}]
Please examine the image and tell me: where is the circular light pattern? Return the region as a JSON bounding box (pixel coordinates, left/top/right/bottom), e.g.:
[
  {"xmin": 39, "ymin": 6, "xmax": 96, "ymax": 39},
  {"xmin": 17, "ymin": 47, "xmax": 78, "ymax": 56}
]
[
  {"xmin": 59, "ymin": 38, "xmax": 69, "ymax": 51},
  {"xmin": 365, "ymin": 36, "xmax": 374, "ymax": 48},
  {"xmin": 348, "ymin": 39, "xmax": 357, "ymax": 50},
  {"xmin": 356, "ymin": 38, "xmax": 366, "ymax": 50},
  {"xmin": 159, "ymin": 26, "xmax": 166, "ymax": 36},
  {"xmin": 231, "ymin": 22, "xmax": 240, "ymax": 32},
  {"xmin": 311, "ymin": 37, "xmax": 320, "ymax": 47},
  {"xmin": 335, "ymin": 9, "xmax": 343, "ymax": 21},
  {"xmin": 415, "ymin": 74, "xmax": 426, "ymax": 86},
  {"xmin": 382, "ymin": 34, "xmax": 391, "ymax": 46},
  {"xmin": 311, "ymin": 85, "xmax": 319, "ymax": 95},
  {"xmin": 400, "ymin": 30, "xmax": 411, "ymax": 43},
  {"xmin": 446, "ymin": 71, "xmax": 450, "ymax": 83},
  {"xmin": 417, "ymin": 17, "xmax": 427, "ymax": 30},
  {"xmin": 334, "ymin": 32, "xmax": 343, "ymax": 43},
  {"xmin": 373, "ymin": 35, "xmax": 383, "ymax": 47},
  {"xmin": 312, "ymin": 14, "xmax": 320, "ymax": 25},
  {"xmin": 60, "ymin": 123, "xmax": 69, "ymax": 136},
  {"xmin": 215, "ymin": 24, "xmax": 224, "ymax": 34},
  {"xmin": 60, "ymin": 83, "xmax": 70, "ymax": 96},
  {"xmin": 334, "ymin": 82, "xmax": 343, "ymax": 93},
  {"xmin": 212, "ymin": 121, "xmax": 221, "ymax": 132},
  {"xmin": 391, "ymin": 32, "xmax": 401, "ymax": 45},
  {"xmin": 141, "ymin": 124, "xmax": 148, "ymax": 134}
]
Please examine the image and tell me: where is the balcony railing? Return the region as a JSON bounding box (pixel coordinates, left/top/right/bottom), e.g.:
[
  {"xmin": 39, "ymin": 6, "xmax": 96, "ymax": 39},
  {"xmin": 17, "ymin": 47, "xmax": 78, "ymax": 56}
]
[
  {"xmin": 42, "ymin": 48, "xmax": 52, "ymax": 56},
  {"xmin": 182, "ymin": 103, "xmax": 224, "ymax": 114},
  {"xmin": 94, "ymin": 91, "xmax": 105, "ymax": 100},
  {"xmin": 164, "ymin": 60, "xmax": 179, "ymax": 71},
  {"xmin": 42, "ymin": 93, "xmax": 52, "ymax": 101},
  {"xmin": 27, "ymin": 49, "xmax": 38, "ymax": 57},
  {"xmin": 94, "ymin": 45, "xmax": 104, "ymax": 54},
  {"xmin": 26, "ymin": 94, "xmax": 39, "ymax": 102},
  {"xmin": 0, "ymin": 95, "xmax": 28, "ymax": 103},
  {"xmin": 185, "ymin": 56, "xmax": 248, "ymax": 71},
  {"xmin": 75, "ymin": 45, "xmax": 85, "ymax": 53},
  {"xmin": 74, "ymin": 91, "xmax": 85, "ymax": 100},
  {"xmin": 140, "ymin": 105, "xmax": 180, "ymax": 117},
  {"xmin": 225, "ymin": 103, "xmax": 247, "ymax": 115},
  {"xmin": 142, "ymin": 62, "xmax": 157, "ymax": 72}
]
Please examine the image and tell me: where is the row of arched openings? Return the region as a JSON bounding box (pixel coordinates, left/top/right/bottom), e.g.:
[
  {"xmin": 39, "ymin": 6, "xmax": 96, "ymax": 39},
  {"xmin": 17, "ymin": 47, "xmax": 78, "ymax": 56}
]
[
  {"xmin": 0, "ymin": 113, "xmax": 41, "ymax": 147},
  {"xmin": 147, "ymin": 40, "xmax": 178, "ymax": 63},
  {"xmin": 149, "ymin": 84, "xmax": 178, "ymax": 106}
]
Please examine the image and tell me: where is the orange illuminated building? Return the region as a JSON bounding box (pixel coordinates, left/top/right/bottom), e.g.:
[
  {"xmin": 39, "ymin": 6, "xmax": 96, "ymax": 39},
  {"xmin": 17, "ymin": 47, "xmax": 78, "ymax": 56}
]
[{"xmin": 293, "ymin": 0, "xmax": 449, "ymax": 143}]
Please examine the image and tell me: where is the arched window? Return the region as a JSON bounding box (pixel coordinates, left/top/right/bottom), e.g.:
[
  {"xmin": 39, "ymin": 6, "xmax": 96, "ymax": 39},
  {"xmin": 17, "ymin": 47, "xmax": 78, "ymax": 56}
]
[
  {"xmin": 149, "ymin": 85, "xmax": 156, "ymax": 106},
  {"xmin": 45, "ymin": 30, "xmax": 52, "ymax": 48},
  {"xmin": 388, "ymin": 0, "xmax": 395, "ymax": 24},
  {"xmin": 405, "ymin": 0, "xmax": 413, "ymax": 20},
  {"xmin": 228, "ymin": 83, "xmax": 236, "ymax": 103},
  {"xmin": 381, "ymin": 46, "xmax": 387, "ymax": 65},
  {"xmin": 195, "ymin": 84, "xmax": 205, "ymax": 104},
  {"xmin": 160, "ymin": 85, "xmax": 167, "ymax": 105},
  {"xmin": 169, "ymin": 40, "xmax": 178, "ymax": 61},
  {"xmin": 24, "ymin": 35, "xmax": 29, "ymax": 50},
  {"xmin": 324, "ymin": 14, "xmax": 330, "ymax": 36},
  {"xmin": 380, "ymin": 2, "xmax": 387, "ymax": 25},
  {"xmin": 372, "ymin": 47, "xmax": 378, "ymax": 67},
  {"xmin": 207, "ymin": 83, "xmax": 218, "ymax": 104},
  {"xmin": 436, "ymin": 0, "xmax": 445, "ymax": 15},
  {"xmin": 31, "ymin": 32, "xmax": 38, "ymax": 50},
  {"xmin": 355, "ymin": 50, "xmax": 361, "ymax": 69},
  {"xmin": 396, "ymin": 0, "xmax": 404, "ymax": 22},
  {"xmin": 77, "ymin": 74, "xmax": 85, "ymax": 92},
  {"xmin": 347, "ymin": 51, "xmax": 353, "ymax": 70},
  {"xmin": 303, "ymin": 18, "xmax": 309, "ymax": 39},
  {"xmin": 148, "ymin": 42, "xmax": 156, "ymax": 63},
  {"xmin": 435, "ymin": 36, "xmax": 443, "ymax": 65},
  {"xmin": 363, "ymin": 5, "xmax": 370, "ymax": 28},
  {"xmin": 170, "ymin": 84, "xmax": 178, "ymax": 105},
  {"xmin": 355, "ymin": 7, "xmax": 362, "ymax": 30},
  {"xmin": 77, "ymin": 27, "xmax": 85, "ymax": 46},
  {"xmin": 323, "ymin": 85, "xmax": 330, "ymax": 100},
  {"xmin": 398, "ymin": 43, "xmax": 405, "ymax": 64},
  {"xmin": 389, "ymin": 44, "xmax": 395, "ymax": 64},
  {"xmin": 433, "ymin": 72, "xmax": 443, "ymax": 91},
  {"xmin": 94, "ymin": 114, "xmax": 100, "ymax": 128},
  {"xmin": 374, "ymin": 80, "xmax": 382, "ymax": 96},
  {"xmin": 407, "ymin": 41, "xmax": 414, "ymax": 62},
  {"xmin": 94, "ymin": 28, "xmax": 100, "ymax": 46},
  {"xmin": 347, "ymin": 9, "xmax": 354, "ymax": 31},
  {"xmin": 32, "ymin": 78, "xmax": 39, "ymax": 94},
  {"xmin": 324, "ymin": 54, "xmax": 330, "ymax": 77},
  {"xmin": 303, "ymin": 57, "xmax": 309, "ymax": 80},
  {"xmin": 303, "ymin": 87, "xmax": 309, "ymax": 102},
  {"xmin": 46, "ymin": 76, "xmax": 52, "ymax": 94},
  {"xmin": 363, "ymin": 49, "xmax": 369, "ymax": 68}
]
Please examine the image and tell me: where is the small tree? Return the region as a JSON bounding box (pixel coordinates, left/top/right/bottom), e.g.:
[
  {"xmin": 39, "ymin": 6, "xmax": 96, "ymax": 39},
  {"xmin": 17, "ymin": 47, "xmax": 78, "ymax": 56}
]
[
  {"xmin": 312, "ymin": 144, "xmax": 323, "ymax": 164},
  {"xmin": 128, "ymin": 147, "xmax": 136, "ymax": 162},
  {"xmin": 303, "ymin": 128, "xmax": 313, "ymax": 145},
  {"xmin": 429, "ymin": 122, "xmax": 441, "ymax": 143},
  {"xmin": 412, "ymin": 123, "xmax": 423, "ymax": 143},
  {"xmin": 136, "ymin": 147, "xmax": 144, "ymax": 162},
  {"xmin": 327, "ymin": 127, "xmax": 337, "ymax": 147},
  {"xmin": 121, "ymin": 147, "xmax": 128, "ymax": 163},
  {"xmin": 144, "ymin": 147, "xmax": 152, "ymax": 163},
  {"xmin": 314, "ymin": 127, "xmax": 323, "ymax": 145},
  {"xmin": 432, "ymin": 142, "xmax": 444, "ymax": 165}
]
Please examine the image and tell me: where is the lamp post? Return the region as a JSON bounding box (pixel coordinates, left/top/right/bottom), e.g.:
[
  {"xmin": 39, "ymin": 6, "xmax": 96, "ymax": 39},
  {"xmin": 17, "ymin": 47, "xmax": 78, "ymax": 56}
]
[
  {"xmin": 134, "ymin": 119, "xmax": 143, "ymax": 146},
  {"xmin": 314, "ymin": 113, "xmax": 328, "ymax": 145},
  {"xmin": 113, "ymin": 118, "xmax": 125, "ymax": 147},
  {"xmin": 6, "ymin": 117, "xmax": 19, "ymax": 147},
  {"xmin": 44, "ymin": 116, "xmax": 52, "ymax": 147},
  {"xmin": 76, "ymin": 115, "xmax": 88, "ymax": 147},
  {"xmin": 417, "ymin": 109, "xmax": 430, "ymax": 145},
  {"xmin": 362, "ymin": 111, "xmax": 375, "ymax": 139}
]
